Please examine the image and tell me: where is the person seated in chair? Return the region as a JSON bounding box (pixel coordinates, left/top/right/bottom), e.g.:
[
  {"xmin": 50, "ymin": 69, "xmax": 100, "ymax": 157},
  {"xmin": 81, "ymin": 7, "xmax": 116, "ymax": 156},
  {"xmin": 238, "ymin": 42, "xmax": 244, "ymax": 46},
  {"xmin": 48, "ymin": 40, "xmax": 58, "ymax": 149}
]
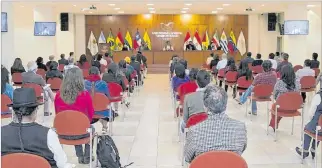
[
  {"xmin": 252, "ymin": 53, "xmax": 263, "ymax": 66},
  {"xmin": 1, "ymin": 66, "xmax": 14, "ymax": 100},
  {"xmin": 129, "ymin": 56, "xmax": 142, "ymax": 85},
  {"xmin": 46, "ymin": 62, "xmax": 63, "ymax": 82},
  {"xmin": 58, "ymin": 54, "xmax": 69, "ymax": 65},
  {"xmin": 171, "ymin": 63, "xmax": 190, "ymax": 93},
  {"xmin": 310, "ymin": 53, "xmax": 320, "ymax": 69},
  {"xmin": 46, "ymin": 55, "xmax": 57, "ymax": 68},
  {"xmin": 77, "ymin": 54, "xmax": 90, "ymax": 69},
  {"xmin": 36, "ymin": 57, "xmax": 47, "ymax": 71},
  {"xmin": 184, "ymin": 84, "xmax": 247, "ymax": 163},
  {"xmin": 181, "ymin": 70, "xmax": 210, "ymax": 132},
  {"xmin": 1, "ymin": 88, "xmax": 73, "ymax": 168},
  {"xmin": 296, "ymin": 59, "xmax": 315, "ymax": 102},
  {"xmin": 84, "ymin": 67, "xmax": 111, "ymax": 133},
  {"xmin": 22, "ymin": 61, "xmax": 54, "ymax": 116},
  {"xmin": 11, "ymin": 58, "xmax": 26, "ymax": 75}
]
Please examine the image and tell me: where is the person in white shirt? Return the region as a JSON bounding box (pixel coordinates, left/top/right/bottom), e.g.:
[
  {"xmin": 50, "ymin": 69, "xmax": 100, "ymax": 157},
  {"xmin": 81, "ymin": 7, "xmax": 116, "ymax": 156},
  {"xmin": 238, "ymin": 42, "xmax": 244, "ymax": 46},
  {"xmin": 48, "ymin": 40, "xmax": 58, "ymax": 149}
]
[
  {"xmin": 216, "ymin": 53, "xmax": 228, "ymax": 70},
  {"xmin": 296, "ymin": 59, "xmax": 315, "ymax": 102},
  {"xmin": 1, "ymin": 88, "xmax": 74, "ymax": 168},
  {"xmin": 163, "ymin": 41, "xmax": 174, "ymax": 51},
  {"xmin": 64, "ymin": 57, "xmax": 78, "ymax": 73},
  {"xmin": 268, "ymin": 53, "xmax": 277, "ymax": 70},
  {"xmin": 206, "ymin": 53, "xmax": 214, "ymax": 66},
  {"xmin": 99, "ymin": 53, "xmax": 107, "ymax": 66}
]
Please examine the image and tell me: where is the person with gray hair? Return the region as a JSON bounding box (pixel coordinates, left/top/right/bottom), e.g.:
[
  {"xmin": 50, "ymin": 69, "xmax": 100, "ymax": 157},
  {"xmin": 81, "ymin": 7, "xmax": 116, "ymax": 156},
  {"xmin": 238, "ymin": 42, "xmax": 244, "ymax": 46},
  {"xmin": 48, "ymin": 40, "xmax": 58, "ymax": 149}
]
[
  {"xmin": 22, "ymin": 61, "xmax": 54, "ymax": 116},
  {"xmin": 276, "ymin": 53, "xmax": 292, "ymax": 73},
  {"xmin": 63, "ymin": 56, "xmax": 78, "ymax": 73},
  {"xmin": 216, "ymin": 53, "xmax": 228, "ymax": 70},
  {"xmin": 46, "ymin": 55, "xmax": 56, "ymax": 67},
  {"xmin": 184, "ymin": 84, "xmax": 247, "ymax": 163},
  {"xmin": 239, "ymin": 60, "xmax": 277, "ymax": 115}
]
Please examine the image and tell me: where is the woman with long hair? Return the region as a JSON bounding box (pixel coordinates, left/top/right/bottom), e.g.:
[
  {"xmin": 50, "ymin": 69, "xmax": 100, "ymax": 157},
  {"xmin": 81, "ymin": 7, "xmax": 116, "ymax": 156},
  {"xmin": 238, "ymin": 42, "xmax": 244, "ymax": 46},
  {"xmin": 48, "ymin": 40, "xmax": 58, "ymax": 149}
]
[
  {"xmin": 238, "ymin": 61, "xmax": 252, "ymax": 81},
  {"xmin": 11, "ymin": 58, "xmax": 26, "ymax": 74},
  {"xmin": 269, "ymin": 65, "xmax": 300, "ymax": 131},
  {"xmin": 77, "ymin": 54, "xmax": 90, "ymax": 69},
  {"xmin": 36, "ymin": 57, "xmax": 47, "ymax": 71},
  {"xmin": 1, "ymin": 65, "xmax": 14, "ymax": 100},
  {"xmin": 54, "ymin": 67, "xmax": 94, "ymax": 164},
  {"xmin": 224, "ymin": 58, "xmax": 238, "ymax": 97}
]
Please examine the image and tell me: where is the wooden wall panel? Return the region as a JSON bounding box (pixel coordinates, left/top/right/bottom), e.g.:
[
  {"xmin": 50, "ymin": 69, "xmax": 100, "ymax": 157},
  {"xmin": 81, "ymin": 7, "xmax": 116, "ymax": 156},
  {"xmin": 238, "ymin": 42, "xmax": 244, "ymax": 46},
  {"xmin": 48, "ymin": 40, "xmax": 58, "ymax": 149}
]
[{"xmin": 85, "ymin": 14, "xmax": 248, "ymax": 62}]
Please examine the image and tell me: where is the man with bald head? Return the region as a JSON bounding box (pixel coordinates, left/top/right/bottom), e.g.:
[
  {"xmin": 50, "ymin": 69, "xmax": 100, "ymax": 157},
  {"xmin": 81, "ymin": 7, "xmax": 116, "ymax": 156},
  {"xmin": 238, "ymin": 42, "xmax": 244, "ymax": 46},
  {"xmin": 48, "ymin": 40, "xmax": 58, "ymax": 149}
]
[
  {"xmin": 184, "ymin": 84, "xmax": 247, "ymax": 163},
  {"xmin": 22, "ymin": 61, "xmax": 54, "ymax": 116}
]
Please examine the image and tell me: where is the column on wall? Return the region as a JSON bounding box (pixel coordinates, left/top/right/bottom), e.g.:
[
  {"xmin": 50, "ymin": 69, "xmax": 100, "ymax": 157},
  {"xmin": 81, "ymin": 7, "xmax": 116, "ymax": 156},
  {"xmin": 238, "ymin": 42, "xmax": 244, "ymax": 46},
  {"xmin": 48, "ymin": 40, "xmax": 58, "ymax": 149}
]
[{"xmin": 283, "ymin": 4, "xmax": 307, "ymax": 66}]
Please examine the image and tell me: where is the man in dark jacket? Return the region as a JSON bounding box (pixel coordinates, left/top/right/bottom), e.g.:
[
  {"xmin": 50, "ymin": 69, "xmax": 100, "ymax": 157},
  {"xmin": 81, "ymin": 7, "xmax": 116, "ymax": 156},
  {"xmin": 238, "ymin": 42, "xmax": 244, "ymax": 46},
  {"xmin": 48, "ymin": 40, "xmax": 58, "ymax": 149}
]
[
  {"xmin": 130, "ymin": 56, "xmax": 142, "ymax": 85},
  {"xmin": 46, "ymin": 62, "xmax": 63, "ymax": 81},
  {"xmin": 58, "ymin": 54, "xmax": 68, "ymax": 65},
  {"xmin": 102, "ymin": 63, "xmax": 126, "ymax": 91},
  {"xmin": 239, "ymin": 52, "xmax": 254, "ymax": 69}
]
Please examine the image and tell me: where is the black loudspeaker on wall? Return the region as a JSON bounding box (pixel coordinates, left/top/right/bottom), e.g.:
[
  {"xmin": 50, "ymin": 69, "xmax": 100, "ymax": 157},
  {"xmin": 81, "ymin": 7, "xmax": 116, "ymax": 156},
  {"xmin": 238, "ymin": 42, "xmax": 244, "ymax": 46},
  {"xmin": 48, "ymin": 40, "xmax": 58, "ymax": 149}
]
[
  {"xmin": 267, "ymin": 13, "xmax": 276, "ymax": 31},
  {"xmin": 60, "ymin": 13, "xmax": 69, "ymax": 31}
]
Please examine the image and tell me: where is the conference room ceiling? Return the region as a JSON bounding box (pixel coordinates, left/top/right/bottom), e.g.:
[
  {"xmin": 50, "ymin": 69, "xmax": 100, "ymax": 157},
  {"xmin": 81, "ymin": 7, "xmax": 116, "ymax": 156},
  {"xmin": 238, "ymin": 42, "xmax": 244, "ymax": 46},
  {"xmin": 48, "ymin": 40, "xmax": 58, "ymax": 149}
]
[{"xmin": 14, "ymin": 1, "xmax": 321, "ymax": 15}]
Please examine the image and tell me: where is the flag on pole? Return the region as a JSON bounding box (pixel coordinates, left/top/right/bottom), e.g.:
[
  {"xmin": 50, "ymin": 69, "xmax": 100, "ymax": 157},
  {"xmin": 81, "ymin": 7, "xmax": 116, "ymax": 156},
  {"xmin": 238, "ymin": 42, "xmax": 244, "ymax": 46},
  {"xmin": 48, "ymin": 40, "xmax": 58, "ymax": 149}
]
[
  {"xmin": 229, "ymin": 30, "xmax": 237, "ymax": 45},
  {"xmin": 98, "ymin": 31, "xmax": 106, "ymax": 44},
  {"xmin": 87, "ymin": 31, "xmax": 98, "ymax": 56},
  {"xmin": 212, "ymin": 29, "xmax": 220, "ymax": 49},
  {"xmin": 107, "ymin": 30, "xmax": 115, "ymax": 50},
  {"xmin": 237, "ymin": 30, "xmax": 247, "ymax": 55},
  {"xmin": 133, "ymin": 30, "xmax": 142, "ymax": 50},
  {"xmin": 227, "ymin": 37, "xmax": 236, "ymax": 53},
  {"xmin": 193, "ymin": 30, "xmax": 202, "ymax": 50},
  {"xmin": 183, "ymin": 31, "xmax": 192, "ymax": 50},
  {"xmin": 220, "ymin": 30, "xmax": 228, "ymax": 54},
  {"xmin": 202, "ymin": 30, "xmax": 210, "ymax": 50},
  {"xmin": 124, "ymin": 30, "xmax": 133, "ymax": 49},
  {"xmin": 143, "ymin": 30, "xmax": 152, "ymax": 50},
  {"xmin": 115, "ymin": 30, "xmax": 124, "ymax": 50}
]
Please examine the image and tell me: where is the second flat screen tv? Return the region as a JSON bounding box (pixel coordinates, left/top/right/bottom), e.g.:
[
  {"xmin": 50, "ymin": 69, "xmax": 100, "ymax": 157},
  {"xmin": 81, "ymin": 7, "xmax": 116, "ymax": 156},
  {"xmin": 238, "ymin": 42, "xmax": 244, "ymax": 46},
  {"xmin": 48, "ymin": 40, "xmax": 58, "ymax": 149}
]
[
  {"xmin": 284, "ymin": 20, "xmax": 309, "ymax": 35},
  {"xmin": 34, "ymin": 22, "xmax": 56, "ymax": 36}
]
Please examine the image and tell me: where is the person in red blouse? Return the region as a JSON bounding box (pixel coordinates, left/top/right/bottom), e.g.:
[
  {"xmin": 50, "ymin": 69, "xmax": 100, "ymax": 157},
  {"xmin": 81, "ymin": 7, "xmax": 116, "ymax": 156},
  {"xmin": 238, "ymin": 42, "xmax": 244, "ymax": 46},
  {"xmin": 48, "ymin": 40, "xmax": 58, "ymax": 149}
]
[
  {"xmin": 54, "ymin": 67, "xmax": 94, "ymax": 164},
  {"xmin": 77, "ymin": 54, "xmax": 90, "ymax": 69}
]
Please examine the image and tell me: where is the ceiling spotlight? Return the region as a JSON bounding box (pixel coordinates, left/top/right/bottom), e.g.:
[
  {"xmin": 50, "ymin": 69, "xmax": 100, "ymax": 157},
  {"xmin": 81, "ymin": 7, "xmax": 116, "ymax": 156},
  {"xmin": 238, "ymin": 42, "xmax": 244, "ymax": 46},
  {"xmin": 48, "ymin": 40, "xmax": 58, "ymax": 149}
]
[
  {"xmin": 307, "ymin": 5, "xmax": 316, "ymax": 7},
  {"xmin": 217, "ymin": 8, "xmax": 224, "ymax": 10},
  {"xmin": 261, "ymin": 4, "xmax": 265, "ymax": 6},
  {"xmin": 182, "ymin": 8, "xmax": 189, "ymax": 10},
  {"xmin": 118, "ymin": 11, "xmax": 124, "ymax": 13},
  {"xmin": 89, "ymin": 11, "xmax": 93, "ymax": 14},
  {"xmin": 20, "ymin": 5, "xmax": 25, "ymax": 7},
  {"xmin": 148, "ymin": 7, "xmax": 155, "ymax": 10},
  {"xmin": 150, "ymin": 11, "xmax": 156, "ymax": 13},
  {"xmin": 109, "ymin": 4, "xmax": 115, "ymax": 6},
  {"xmin": 114, "ymin": 8, "xmax": 120, "ymax": 10},
  {"xmin": 147, "ymin": 3, "xmax": 154, "ymax": 6},
  {"xmin": 73, "ymin": 5, "xmax": 77, "ymax": 7},
  {"xmin": 223, "ymin": 4, "xmax": 230, "ymax": 6},
  {"xmin": 212, "ymin": 11, "xmax": 218, "ymax": 14},
  {"xmin": 185, "ymin": 3, "xmax": 192, "ymax": 6},
  {"xmin": 181, "ymin": 11, "xmax": 187, "ymax": 13}
]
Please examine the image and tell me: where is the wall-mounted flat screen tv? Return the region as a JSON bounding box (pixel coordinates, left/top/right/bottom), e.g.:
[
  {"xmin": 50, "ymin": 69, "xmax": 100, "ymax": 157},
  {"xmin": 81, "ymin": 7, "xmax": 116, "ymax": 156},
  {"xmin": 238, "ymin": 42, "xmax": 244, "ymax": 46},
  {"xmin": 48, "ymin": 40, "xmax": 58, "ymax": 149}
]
[
  {"xmin": 284, "ymin": 20, "xmax": 309, "ymax": 35},
  {"xmin": 2, "ymin": 12, "xmax": 8, "ymax": 32},
  {"xmin": 34, "ymin": 22, "xmax": 56, "ymax": 36}
]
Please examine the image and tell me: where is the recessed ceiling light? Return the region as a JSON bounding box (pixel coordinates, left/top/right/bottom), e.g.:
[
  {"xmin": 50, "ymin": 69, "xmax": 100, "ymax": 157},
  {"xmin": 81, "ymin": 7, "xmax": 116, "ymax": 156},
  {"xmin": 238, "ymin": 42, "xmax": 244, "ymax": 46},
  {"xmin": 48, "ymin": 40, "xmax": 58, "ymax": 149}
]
[
  {"xmin": 114, "ymin": 8, "xmax": 120, "ymax": 10},
  {"xmin": 307, "ymin": 5, "xmax": 316, "ymax": 7},
  {"xmin": 181, "ymin": 11, "xmax": 187, "ymax": 13},
  {"xmin": 182, "ymin": 8, "xmax": 189, "ymax": 10},
  {"xmin": 185, "ymin": 3, "xmax": 192, "ymax": 6},
  {"xmin": 118, "ymin": 11, "xmax": 124, "ymax": 13},
  {"xmin": 217, "ymin": 8, "xmax": 224, "ymax": 10},
  {"xmin": 148, "ymin": 8, "xmax": 155, "ymax": 10},
  {"xmin": 147, "ymin": 3, "xmax": 154, "ymax": 6},
  {"xmin": 20, "ymin": 5, "xmax": 24, "ymax": 7},
  {"xmin": 150, "ymin": 11, "xmax": 156, "ymax": 13},
  {"xmin": 73, "ymin": 5, "xmax": 76, "ymax": 7},
  {"xmin": 109, "ymin": 4, "xmax": 115, "ymax": 6},
  {"xmin": 89, "ymin": 11, "xmax": 93, "ymax": 14},
  {"xmin": 223, "ymin": 4, "xmax": 230, "ymax": 6},
  {"xmin": 261, "ymin": 4, "xmax": 265, "ymax": 7},
  {"xmin": 212, "ymin": 11, "xmax": 218, "ymax": 14}
]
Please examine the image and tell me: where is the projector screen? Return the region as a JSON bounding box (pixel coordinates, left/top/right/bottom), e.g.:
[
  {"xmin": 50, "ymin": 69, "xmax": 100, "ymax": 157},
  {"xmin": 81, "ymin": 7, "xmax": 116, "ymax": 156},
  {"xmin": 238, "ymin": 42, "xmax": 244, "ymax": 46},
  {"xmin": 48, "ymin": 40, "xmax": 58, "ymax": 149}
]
[
  {"xmin": 284, "ymin": 20, "xmax": 309, "ymax": 35},
  {"xmin": 1, "ymin": 12, "xmax": 8, "ymax": 32},
  {"xmin": 34, "ymin": 22, "xmax": 56, "ymax": 36}
]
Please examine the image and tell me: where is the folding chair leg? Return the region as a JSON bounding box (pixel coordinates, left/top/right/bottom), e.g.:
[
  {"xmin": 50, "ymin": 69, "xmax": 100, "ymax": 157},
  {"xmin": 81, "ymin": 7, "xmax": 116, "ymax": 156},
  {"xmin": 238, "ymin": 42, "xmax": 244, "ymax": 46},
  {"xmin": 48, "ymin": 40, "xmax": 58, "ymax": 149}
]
[
  {"xmin": 95, "ymin": 134, "xmax": 99, "ymax": 167},
  {"xmin": 245, "ymin": 98, "xmax": 248, "ymax": 118},
  {"xmin": 274, "ymin": 106, "xmax": 278, "ymax": 142},
  {"xmin": 250, "ymin": 97, "xmax": 253, "ymax": 121},
  {"xmin": 315, "ymin": 132, "xmax": 318, "ymax": 167},
  {"xmin": 266, "ymin": 102, "xmax": 269, "ymax": 135},
  {"xmin": 291, "ymin": 117, "xmax": 295, "ymax": 135},
  {"xmin": 301, "ymin": 108, "xmax": 305, "ymax": 164},
  {"xmin": 109, "ymin": 108, "xmax": 113, "ymax": 136},
  {"xmin": 89, "ymin": 128, "xmax": 93, "ymax": 168}
]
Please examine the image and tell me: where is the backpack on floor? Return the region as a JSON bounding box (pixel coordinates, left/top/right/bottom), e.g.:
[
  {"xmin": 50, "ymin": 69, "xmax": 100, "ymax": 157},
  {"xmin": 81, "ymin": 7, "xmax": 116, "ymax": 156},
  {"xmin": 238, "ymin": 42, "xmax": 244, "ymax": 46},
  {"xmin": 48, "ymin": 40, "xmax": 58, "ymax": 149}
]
[{"xmin": 96, "ymin": 135, "xmax": 133, "ymax": 168}]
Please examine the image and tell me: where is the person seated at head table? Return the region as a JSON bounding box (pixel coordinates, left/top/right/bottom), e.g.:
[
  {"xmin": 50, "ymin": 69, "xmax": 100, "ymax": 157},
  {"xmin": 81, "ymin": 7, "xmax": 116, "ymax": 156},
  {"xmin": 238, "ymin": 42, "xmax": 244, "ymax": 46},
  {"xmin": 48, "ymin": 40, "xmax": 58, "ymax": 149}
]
[
  {"xmin": 163, "ymin": 41, "xmax": 174, "ymax": 51},
  {"xmin": 239, "ymin": 60, "xmax": 277, "ymax": 115},
  {"xmin": 252, "ymin": 53, "xmax": 263, "ymax": 66},
  {"xmin": 181, "ymin": 69, "xmax": 210, "ymax": 131},
  {"xmin": 46, "ymin": 55, "xmax": 56, "ymax": 68},
  {"xmin": 184, "ymin": 84, "xmax": 247, "ymax": 163},
  {"xmin": 276, "ymin": 53, "xmax": 292, "ymax": 73},
  {"xmin": 296, "ymin": 59, "xmax": 315, "ymax": 102},
  {"xmin": 77, "ymin": 54, "xmax": 90, "ymax": 69},
  {"xmin": 1, "ymin": 88, "xmax": 74, "ymax": 168},
  {"xmin": 58, "ymin": 53, "xmax": 69, "ymax": 65},
  {"xmin": 84, "ymin": 66, "xmax": 112, "ymax": 133},
  {"xmin": 122, "ymin": 44, "xmax": 130, "ymax": 51},
  {"xmin": 207, "ymin": 41, "xmax": 216, "ymax": 50},
  {"xmin": 54, "ymin": 67, "xmax": 94, "ymax": 164},
  {"xmin": 1, "ymin": 65, "xmax": 14, "ymax": 100},
  {"xmin": 310, "ymin": 53, "xmax": 320, "ymax": 69},
  {"xmin": 269, "ymin": 65, "xmax": 301, "ymax": 131},
  {"xmin": 239, "ymin": 52, "xmax": 254, "ymax": 69},
  {"xmin": 11, "ymin": 58, "xmax": 26, "ymax": 75},
  {"xmin": 114, "ymin": 43, "xmax": 123, "ymax": 51},
  {"xmin": 36, "ymin": 57, "xmax": 48, "ymax": 71},
  {"xmin": 46, "ymin": 61, "xmax": 63, "ymax": 82},
  {"xmin": 22, "ymin": 61, "xmax": 54, "ymax": 116},
  {"xmin": 268, "ymin": 53, "xmax": 278, "ymax": 70},
  {"xmin": 185, "ymin": 41, "xmax": 196, "ymax": 51}
]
